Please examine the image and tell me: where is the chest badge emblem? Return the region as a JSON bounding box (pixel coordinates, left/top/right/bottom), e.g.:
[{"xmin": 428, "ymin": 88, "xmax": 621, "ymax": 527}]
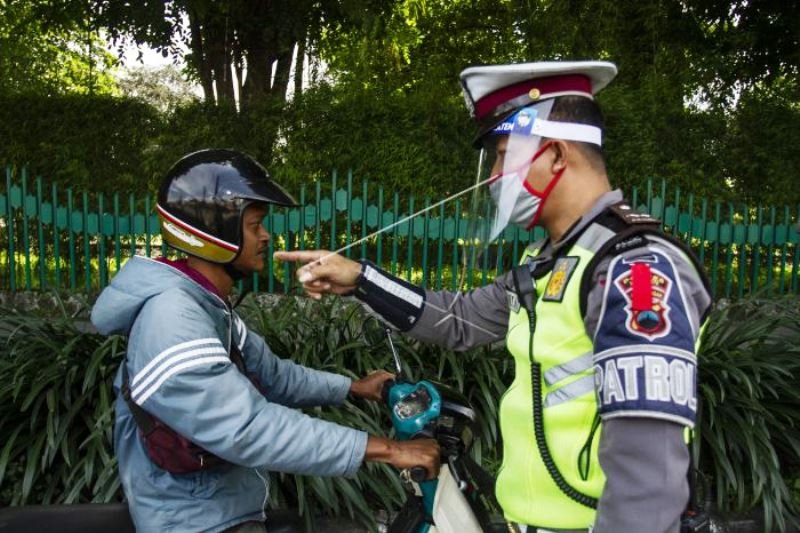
[{"xmin": 542, "ymin": 257, "xmax": 579, "ymax": 302}]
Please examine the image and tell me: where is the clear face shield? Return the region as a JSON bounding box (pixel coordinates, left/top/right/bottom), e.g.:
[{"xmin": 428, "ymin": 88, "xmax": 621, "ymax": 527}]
[{"xmin": 461, "ymin": 100, "xmax": 555, "ymax": 286}]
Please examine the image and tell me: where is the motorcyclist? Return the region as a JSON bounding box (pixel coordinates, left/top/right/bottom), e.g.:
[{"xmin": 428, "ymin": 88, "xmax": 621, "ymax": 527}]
[{"xmin": 91, "ymin": 149, "xmax": 440, "ymax": 532}]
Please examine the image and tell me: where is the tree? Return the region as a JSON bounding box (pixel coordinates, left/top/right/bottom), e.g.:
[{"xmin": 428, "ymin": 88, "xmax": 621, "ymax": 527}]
[
  {"xmin": 4, "ymin": 0, "xmax": 798, "ymax": 205},
  {"xmin": 118, "ymin": 64, "xmax": 200, "ymax": 112},
  {"xmin": 0, "ymin": 0, "xmax": 117, "ymax": 96},
  {"xmin": 92, "ymin": 0, "xmax": 396, "ymax": 108},
  {"xmin": 506, "ymin": 0, "xmax": 799, "ymax": 203},
  {"xmin": 284, "ymin": 0, "xmax": 799, "ymax": 205},
  {"xmin": 683, "ymin": 0, "xmax": 800, "ymax": 103}
]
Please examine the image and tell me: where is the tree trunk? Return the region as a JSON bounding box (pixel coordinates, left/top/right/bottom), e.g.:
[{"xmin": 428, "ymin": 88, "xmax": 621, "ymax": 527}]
[
  {"xmin": 187, "ymin": 8, "xmax": 214, "ymax": 103},
  {"xmin": 187, "ymin": 6, "xmax": 235, "ymax": 106},
  {"xmin": 240, "ymin": 47, "xmax": 271, "ymax": 107},
  {"xmin": 271, "ymin": 47, "xmax": 293, "ymax": 101},
  {"xmin": 232, "ymin": 38, "xmax": 244, "ymax": 104},
  {"xmin": 294, "ymin": 35, "xmax": 306, "ymax": 96},
  {"xmin": 233, "ymin": 0, "xmax": 273, "ymax": 107}
]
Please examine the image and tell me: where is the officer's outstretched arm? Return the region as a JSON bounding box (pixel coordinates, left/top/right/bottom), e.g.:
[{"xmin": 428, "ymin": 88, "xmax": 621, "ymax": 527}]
[{"xmin": 275, "ymin": 250, "xmax": 508, "ymax": 350}]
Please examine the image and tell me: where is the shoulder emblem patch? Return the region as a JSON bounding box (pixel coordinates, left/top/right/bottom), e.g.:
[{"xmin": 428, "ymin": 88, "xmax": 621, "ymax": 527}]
[
  {"xmin": 614, "ymin": 265, "xmax": 672, "ymax": 340},
  {"xmin": 542, "ymin": 256, "xmax": 579, "ymax": 302}
]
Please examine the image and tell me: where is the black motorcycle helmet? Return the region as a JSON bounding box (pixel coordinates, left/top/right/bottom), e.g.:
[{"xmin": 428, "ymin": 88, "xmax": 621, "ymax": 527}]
[{"xmin": 157, "ymin": 149, "xmax": 297, "ymax": 264}]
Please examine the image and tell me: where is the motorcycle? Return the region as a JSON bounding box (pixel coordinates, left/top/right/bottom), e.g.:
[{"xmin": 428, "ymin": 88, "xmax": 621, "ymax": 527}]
[{"xmin": 362, "ymin": 318, "xmax": 506, "ymax": 533}]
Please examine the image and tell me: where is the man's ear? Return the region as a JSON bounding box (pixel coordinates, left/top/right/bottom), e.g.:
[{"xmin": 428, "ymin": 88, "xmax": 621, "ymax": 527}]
[{"xmin": 550, "ymin": 140, "xmax": 569, "ymax": 173}]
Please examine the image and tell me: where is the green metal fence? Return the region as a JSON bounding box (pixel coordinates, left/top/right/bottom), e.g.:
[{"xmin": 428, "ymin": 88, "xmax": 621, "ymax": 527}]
[{"xmin": 1, "ymin": 166, "xmax": 798, "ymax": 298}]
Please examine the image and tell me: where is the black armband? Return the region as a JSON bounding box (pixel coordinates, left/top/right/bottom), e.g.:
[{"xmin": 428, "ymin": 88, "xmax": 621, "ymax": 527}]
[{"xmin": 353, "ymin": 260, "xmax": 426, "ymax": 331}]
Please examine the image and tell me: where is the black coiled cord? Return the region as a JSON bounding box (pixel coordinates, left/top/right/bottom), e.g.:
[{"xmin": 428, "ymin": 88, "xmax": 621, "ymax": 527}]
[{"xmin": 527, "ymin": 311, "xmax": 598, "ymax": 509}]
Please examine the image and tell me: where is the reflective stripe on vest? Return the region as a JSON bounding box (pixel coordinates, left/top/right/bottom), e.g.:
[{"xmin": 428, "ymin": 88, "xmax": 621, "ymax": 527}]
[{"xmin": 544, "ymin": 352, "xmax": 593, "ymax": 386}]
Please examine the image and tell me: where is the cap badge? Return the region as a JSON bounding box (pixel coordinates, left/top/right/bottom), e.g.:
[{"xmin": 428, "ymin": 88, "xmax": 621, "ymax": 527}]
[
  {"xmin": 511, "ymin": 108, "xmax": 537, "ymax": 136},
  {"xmin": 528, "ymin": 88, "xmax": 541, "ymax": 100}
]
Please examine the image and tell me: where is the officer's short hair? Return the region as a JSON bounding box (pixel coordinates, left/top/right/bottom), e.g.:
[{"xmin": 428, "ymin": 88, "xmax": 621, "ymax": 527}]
[{"xmin": 549, "ymin": 96, "xmax": 606, "ymax": 173}]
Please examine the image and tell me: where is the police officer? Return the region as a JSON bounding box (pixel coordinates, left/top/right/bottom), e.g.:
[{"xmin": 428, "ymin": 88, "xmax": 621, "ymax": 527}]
[
  {"xmin": 91, "ymin": 149, "xmax": 439, "ymax": 532},
  {"xmin": 275, "ymin": 61, "xmax": 712, "ymax": 532}
]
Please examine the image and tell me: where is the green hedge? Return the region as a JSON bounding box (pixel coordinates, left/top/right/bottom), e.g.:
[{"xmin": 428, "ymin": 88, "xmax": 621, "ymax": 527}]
[
  {"xmin": 0, "ymin": 94, "xmax": 162, "ymax": 194},
  {"xmin": 0, "ymin": 86, "xmax": 477, "ymax": 201}
]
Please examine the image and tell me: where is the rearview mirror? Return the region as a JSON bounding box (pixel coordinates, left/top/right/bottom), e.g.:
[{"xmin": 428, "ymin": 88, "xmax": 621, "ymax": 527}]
[{"xmin": 362, "ymin": 316, "xmax": 403, "ymax": 378}]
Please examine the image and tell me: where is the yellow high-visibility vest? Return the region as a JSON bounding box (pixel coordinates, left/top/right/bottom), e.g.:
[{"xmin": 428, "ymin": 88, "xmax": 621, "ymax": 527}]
[{"xmin": 497, "ymin": 237, "xmax": 603, "ymax": 529}]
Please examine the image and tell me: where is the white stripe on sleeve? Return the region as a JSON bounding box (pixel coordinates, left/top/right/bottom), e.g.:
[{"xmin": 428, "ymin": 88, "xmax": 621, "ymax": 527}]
[
  {"xmin": 364, "ymin": 265, "xmax": 424, "ymax": 308},
  {"xmin": 235, "ymin": 315, "xmax": 247, "ymax": 351},
  {"xmin": 132, "ymin": 338, "xmax": 224, "ymax": 387},
  {"xmin": 133, "ymin": 356, "xmax": 232, "ymax": 405},
  {"xmin": 131, "ymin": 346, "xmax": 228, "ymax": 399}
]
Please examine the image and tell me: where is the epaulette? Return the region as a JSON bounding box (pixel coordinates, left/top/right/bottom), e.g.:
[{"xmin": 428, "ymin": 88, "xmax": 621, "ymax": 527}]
[{"xmin": 606, "ymin": 202, "xmax": 661, "ymax": 226}]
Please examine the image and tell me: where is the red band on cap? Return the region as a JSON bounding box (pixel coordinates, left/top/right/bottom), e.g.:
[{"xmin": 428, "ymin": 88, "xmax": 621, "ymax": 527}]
[{"xmin": 475, "ymin": 74, "xmax": 592, "ymax": 120}]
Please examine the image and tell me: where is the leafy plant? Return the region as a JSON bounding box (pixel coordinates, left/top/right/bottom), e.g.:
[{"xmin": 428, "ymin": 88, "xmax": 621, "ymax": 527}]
[
  {"xmin": 697, "ymin": 296, "xmax": 800, "ymax": 531},
  {"xmin": 237, "ymin": 294, "xmax": 511, "ymax": 530},
  {"xmin": 0, "ymin": 297, "xmax": 123, "ymax": 506},
  {"xmin": 4, "ymin": 292, "xmax": 800, "ymax": 532}
]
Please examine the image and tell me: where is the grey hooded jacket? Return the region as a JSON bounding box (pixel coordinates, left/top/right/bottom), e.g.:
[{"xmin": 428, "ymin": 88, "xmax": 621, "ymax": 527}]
[{"xmin": 91, "ymin": 257, "xmax": 368, "ymax": 532}]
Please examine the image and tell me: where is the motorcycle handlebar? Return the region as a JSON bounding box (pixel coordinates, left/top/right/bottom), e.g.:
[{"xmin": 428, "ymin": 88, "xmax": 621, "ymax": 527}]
[
  {"xmin": 409, "ymin": 466, "xmax": 429, "ymax": 482},
  {"xmin": 381, "ymin": 379, "xmax": 396, "ymax": 402}
]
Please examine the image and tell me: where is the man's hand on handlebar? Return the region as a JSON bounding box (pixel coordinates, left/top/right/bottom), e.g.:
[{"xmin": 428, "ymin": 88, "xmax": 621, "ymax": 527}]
[
  {"xmin": 350, "ymin": 370, "xmax": 395, "ymax": 402},
  {"xmin": 273, "ymin": 250, "xmax": 360, "ymax": 300},
  {"xmin": 365, "ymin": 436, "xmax": 441, "ymax": 480}
]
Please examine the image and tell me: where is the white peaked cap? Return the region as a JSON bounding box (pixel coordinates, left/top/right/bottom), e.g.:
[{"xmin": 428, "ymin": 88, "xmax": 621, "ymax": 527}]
[{"xmin": 460, "ymin": 61, "xmax": 618, "ymax": 128}]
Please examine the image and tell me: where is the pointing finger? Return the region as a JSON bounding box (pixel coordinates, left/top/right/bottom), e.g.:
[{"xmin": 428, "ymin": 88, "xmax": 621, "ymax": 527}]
[{"xmin": 274, "ymin": 250, "xmax": 331, "ymax": 264}]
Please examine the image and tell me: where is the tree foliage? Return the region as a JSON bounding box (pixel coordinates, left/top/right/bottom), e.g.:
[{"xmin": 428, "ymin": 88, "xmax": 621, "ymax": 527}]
[
  {"xmin": 117, "ymin": 64, "xmax": 200, "ymax": 112},
  {"xmin": 0, "ymin": 0, "xmax": 797, "ymax": 205},
  {"xmin": 301, "ymin": 0, "xmax": 799, "ymax": 204},
  {"xmin": 0, "ymin": 0, "xmax": 117, "ymax": 96},
  {"xmin": 683, "ymin": 0, "xmax": 799, "ymax": 101}
]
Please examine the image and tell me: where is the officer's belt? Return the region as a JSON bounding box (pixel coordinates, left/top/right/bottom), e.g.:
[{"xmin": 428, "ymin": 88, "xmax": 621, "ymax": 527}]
[{"xmin": 515, "ymin": 525, "xmax": 591, "ymax": 533}]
